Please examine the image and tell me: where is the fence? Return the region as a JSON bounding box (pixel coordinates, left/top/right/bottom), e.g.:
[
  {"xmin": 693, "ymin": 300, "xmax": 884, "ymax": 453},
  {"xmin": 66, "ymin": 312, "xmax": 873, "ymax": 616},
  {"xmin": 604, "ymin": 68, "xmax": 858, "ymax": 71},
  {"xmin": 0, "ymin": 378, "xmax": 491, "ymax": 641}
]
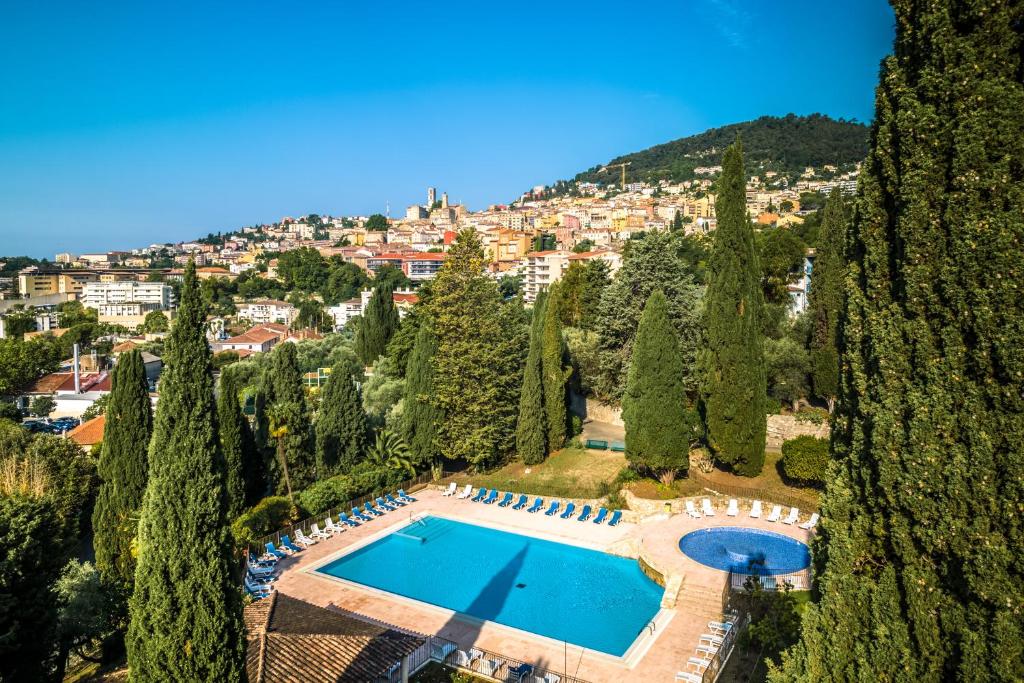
[
  {"xmin": 729, "ymin": 569, "xmax": 809, "ymax": 592},
  {"xmin": 698, "ymin": 610, "xmax": 749, "ymax": 683},
  {"xmin": 437, "ymin": 640, "xmax": 593, "ymax": 683},
  {"xmin": 687, "ymin": 469, "xmax": 820, "ymax": 512}
]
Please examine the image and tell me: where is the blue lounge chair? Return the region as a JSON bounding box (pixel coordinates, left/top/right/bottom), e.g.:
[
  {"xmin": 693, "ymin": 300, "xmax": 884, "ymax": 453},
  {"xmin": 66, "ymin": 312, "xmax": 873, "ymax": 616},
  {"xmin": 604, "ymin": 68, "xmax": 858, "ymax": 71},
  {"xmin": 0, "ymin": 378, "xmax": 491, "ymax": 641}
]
[
  {"xmin": 497, "ymin": 492, "xmax": 514, "ymax": 507},
  {"xmin": 560, "ymin": 502, "xmax": 576, "ymax": 519},
  {"xmin": 509, "ymin": 663, "xmax": 533, "ymax": 682},
  {"xmin": 511, "ymin": 494, "xmax": 528, "ymax": 510},
  {"xmin": 376, "ymin": 496, "xmax": 397, "ymax": 511},
  {"xmin": 578, "ymin": 504, "xmax": 593, "ymax": 522},
  {"xmin": 544, "ymin": 500, "xmax": 561, "ymax": 516},
  {"xmin": 339, "ymin": 512, "xmax": 359, "ymax": 527},
  {"xmin": 280, "ymin": 535, "xmax": 302, "ymax": 553},
  {"xmin": 483, "ymin": 489, "xmax": 499, "ymax": 504},
  {"xmin": 527, "ymin": 497, "xmax": 544, "ymax": 513},
  {"xmin": 363, "ymin": 502, "xmax": 383, "ymax": 517},
  {"xmin": 592, "ymin": 507, "xmax": 608, "ymax": 524},
  {"xmin": 398, "ymin": 489, "xmax": 417, "ymax": 502},
  {"xmin": 265, "ymin": 542, "xmax": 288, "ymax": 559},
  {"xmin": 386, "ymin": 493, "xmax": 406, "ymax": 507},
  {"xmin": 608, "ymin": 510, "xmax": 623, "ymax": 526},
  {"xmin": 471, "ymin": 487, "xmax": 488, "ymax": 502},
  {"xmin": 352, "ymin": 507, "xmax": 372, "ymax": 522},
  {"xmin": 246, "ymin": 585, "xmax": 271, "ymax": 600}
]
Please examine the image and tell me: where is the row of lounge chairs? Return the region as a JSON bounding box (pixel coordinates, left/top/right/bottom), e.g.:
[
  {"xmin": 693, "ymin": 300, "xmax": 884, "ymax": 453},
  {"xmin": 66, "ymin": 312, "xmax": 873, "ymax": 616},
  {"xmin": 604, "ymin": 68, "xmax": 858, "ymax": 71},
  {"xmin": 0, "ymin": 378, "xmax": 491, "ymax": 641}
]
[
  {"xmin": 446, "ymin": 646, "xmax": 560, "ymax": 683},
  {"xmin": 444, "ymin": 483, "xmax": 622, "ymax": 526},
  {"xmin": 676, "ymin": 611, "xmax": 740, "ymax": 682},
  {"xmin": 684, "ymin": 497, "xmax": 819, "ymax": 530}
]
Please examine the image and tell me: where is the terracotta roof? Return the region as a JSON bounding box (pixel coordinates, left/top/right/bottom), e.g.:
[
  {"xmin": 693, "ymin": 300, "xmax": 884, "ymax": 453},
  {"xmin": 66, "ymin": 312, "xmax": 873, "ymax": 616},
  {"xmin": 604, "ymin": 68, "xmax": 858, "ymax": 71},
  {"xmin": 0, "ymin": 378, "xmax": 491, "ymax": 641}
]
[
  {"xmin": 111, "ymin": 339, "xmax": 144, "ymax": 353},
  {"xmin": 68, "ymin": 414, "xmax": 105, "ymax": 447},
  {"xmin": 245, "ymin": 593, "xmax": 424, "ymax": 683},
  {"xmin": 225, "ymin": 328, "xmax": 283, "ymax": 345},
  {"xmin": 392, "ymin": 293, "xmax": 418, "ymax": 304},
  {"xmin": 24, "ymin": 372, "xmax": 75, "ymax": 394},
  {"xmin": 568, "ymin": 249, "xmax": 614, "ymax": 260}
]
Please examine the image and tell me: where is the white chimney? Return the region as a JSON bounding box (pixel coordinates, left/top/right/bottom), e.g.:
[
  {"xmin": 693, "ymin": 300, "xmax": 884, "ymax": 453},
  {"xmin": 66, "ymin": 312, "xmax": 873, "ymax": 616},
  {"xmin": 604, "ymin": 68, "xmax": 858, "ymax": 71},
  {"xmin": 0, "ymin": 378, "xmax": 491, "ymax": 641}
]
[{"xmin": 73, "ymin": 343, "xmax": 81, "ymax": 394}]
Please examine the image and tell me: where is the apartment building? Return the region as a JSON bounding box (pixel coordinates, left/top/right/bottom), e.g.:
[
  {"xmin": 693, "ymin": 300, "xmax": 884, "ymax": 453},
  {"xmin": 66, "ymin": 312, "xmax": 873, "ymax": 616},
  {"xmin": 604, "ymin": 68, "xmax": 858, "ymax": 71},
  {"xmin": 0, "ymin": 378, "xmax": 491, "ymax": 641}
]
[
  {"xmin": 236, "ymin": 299, "xmax": 298, "ymax": 326},
  {"xmin": 17, "ymin": 267, "xmax": 99, "ymax": 297},
  {"xmin": 521, "ymin": 250, "xmax": 571, "ymax": 303},
  {"xmin": 402, "ymin": 253, "xmax": 445, "ymax": 281}
]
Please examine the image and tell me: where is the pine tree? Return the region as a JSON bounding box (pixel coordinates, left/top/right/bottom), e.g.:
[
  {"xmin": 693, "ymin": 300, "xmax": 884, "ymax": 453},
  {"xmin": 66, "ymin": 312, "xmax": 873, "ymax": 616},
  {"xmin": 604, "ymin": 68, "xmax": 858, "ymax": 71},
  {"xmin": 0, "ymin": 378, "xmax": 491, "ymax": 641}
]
[
  {"xmin": 92, "ymin": 349, "xmax": 152, "ymax": 607},
  {"xmin": 808, "ymin": 188, "xmax": 846, "ymax": 413},
  {"xmin": 356, "ymin": 283, "xmax": 400, "ymax": 365},
  {"xmin": 622, "ymin": 290, "xmax": 692, "ymax": 483},
  {"xmin": 314, "ymin": 368, "xmax": 368, "ymax": 474},
  {"xmin": 402, "ymin": 321, "xmax": 443, "ymax": 473},
  {"xmin": 541, "ymin": 284, "xmax": 570, "ymax": 450},
  {"xmin": 126, "ymin": 261, "xmax": 245, "ymax": 682},
  {"xmin": 217, "ymin": 370, "xmax": 247, "ymax": 519},
  {"xmin": 772, "ymin": 4, "xmax": 1024, "ymax": 681},
  {"xmin": 516, "ymin": 292, "xmax": 548, "ymax": 465},
  {"xmin": 263, "ymin": 342, "xmax": 314, "ymax": 490},
  {"xmin": 703, "ymin": 140, "xmax": 767, "ymax": 477}
]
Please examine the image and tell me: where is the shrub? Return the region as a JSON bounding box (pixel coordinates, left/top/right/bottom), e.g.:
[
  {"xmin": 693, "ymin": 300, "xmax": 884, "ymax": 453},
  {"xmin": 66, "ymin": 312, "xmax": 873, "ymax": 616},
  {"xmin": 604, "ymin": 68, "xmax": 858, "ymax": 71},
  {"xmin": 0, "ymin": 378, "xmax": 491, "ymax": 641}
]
[
  {"xmin": 298, "ymin": 477, "xmax": 358, "ymax": 516},
  {"xmin": 231, "ymin": 496, "xmax": 300, "ymax": 547},
  {"xmin": 212, "ymin": 350, "xmax": 240, "ymax": 369},
  {"xmin": 781, "ymin": 435, "xmax": 828, "ymax": 485}
]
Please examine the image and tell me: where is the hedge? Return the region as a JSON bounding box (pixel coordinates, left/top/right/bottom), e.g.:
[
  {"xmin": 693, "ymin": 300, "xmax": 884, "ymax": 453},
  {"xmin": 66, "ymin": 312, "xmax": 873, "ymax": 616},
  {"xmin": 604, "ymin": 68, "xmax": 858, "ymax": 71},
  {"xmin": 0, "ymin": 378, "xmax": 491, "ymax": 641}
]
[
  {"xmin": 231, "ymin": 496, "xmax": 299, "ymax": 547},
  {"xmin": 781, "ymin": 435, "xmax": 829, "ymax": 485}
]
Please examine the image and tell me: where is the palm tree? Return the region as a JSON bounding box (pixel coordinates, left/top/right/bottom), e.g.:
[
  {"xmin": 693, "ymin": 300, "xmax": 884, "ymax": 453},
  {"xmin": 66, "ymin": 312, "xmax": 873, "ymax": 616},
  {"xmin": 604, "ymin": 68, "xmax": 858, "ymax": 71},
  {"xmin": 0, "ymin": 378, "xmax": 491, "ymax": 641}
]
[
  {"xmin": 367, "ymin": 429, "xmax": 415, "ymax": 476},
  {"xmin": 266, "ymin": 401, "xmax": 300, "ymax": 512}
]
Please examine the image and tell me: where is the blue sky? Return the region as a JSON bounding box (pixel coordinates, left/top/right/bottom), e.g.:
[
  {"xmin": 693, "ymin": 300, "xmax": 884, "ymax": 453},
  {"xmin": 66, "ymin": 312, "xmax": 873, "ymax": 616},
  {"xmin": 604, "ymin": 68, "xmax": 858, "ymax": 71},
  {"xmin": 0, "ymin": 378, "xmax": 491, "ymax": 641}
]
[{"xmin": 0, "ymin": 0, "xmax": 894, "ymax": 257}]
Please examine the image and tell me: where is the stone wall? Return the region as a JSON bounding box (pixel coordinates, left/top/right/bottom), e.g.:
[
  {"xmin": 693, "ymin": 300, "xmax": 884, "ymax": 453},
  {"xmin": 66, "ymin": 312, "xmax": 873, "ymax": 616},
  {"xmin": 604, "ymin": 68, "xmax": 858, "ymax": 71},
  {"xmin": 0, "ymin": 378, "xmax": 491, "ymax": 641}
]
[
  {"xmin": 584, "ymin": 398, "xmax": 623, "ymax": 426},
  {"xmin": 766, "ymin": 414, "xmax": 830, "ymax": 449}
]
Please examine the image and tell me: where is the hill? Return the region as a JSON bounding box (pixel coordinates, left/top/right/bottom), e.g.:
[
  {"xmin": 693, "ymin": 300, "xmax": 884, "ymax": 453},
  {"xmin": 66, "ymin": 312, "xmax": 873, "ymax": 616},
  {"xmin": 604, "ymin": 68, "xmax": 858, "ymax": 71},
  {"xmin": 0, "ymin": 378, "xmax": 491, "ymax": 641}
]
[{"xmin": 572, "ymin": 113, "xmax": 869, "ymax": 186}]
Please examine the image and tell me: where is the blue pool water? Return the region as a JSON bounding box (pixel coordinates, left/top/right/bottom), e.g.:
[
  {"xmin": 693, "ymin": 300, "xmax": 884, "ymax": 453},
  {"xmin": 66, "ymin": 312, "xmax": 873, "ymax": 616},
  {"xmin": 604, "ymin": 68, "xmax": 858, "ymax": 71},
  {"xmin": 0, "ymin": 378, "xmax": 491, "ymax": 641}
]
[
  {"xmin": 678, "ymin": 527, "xmax": 810, "ymax": 574},
  {"xmin": 316, "ymin": 516, "xmax": 663, "ymax": 656}
]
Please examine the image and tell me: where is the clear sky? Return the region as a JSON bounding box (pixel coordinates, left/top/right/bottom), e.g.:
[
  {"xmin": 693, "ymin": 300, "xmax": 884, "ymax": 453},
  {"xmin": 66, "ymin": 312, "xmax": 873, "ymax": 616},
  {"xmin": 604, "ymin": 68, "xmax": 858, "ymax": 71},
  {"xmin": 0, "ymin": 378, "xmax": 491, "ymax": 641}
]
[{"xmin": 0, "ymin": 0, "xmax": 894, "ymax": 258}]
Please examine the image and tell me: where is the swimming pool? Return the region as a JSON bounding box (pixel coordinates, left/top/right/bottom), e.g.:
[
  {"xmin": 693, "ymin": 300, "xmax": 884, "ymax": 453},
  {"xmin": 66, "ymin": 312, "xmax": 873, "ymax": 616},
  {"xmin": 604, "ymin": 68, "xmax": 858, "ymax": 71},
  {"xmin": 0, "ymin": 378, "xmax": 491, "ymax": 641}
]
[
  {"xmin": 316, "ymin": 516, "xmax": 663, "ymax": 656},
  {"xmin": 678, "ymin": 527, "xmax": 810, "ymax": 574}
]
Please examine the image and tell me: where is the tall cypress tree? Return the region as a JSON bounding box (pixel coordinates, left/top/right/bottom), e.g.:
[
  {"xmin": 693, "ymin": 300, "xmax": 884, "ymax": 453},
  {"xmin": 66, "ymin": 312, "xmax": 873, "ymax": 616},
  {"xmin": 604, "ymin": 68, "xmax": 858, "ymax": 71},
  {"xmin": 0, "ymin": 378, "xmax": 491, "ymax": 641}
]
[
  {"xmin": 92, "ymin": 349, "xmax": 152, "ymax": 603},
  {"xmin": 703, "ymin": 140, "xmax": 767, "ymax": 477},
  {"xmin": 402, "ymin": 321, "xmax": 443, "ymax": 472},
  {"xmin": 541, "ymin": 284, "xmax": 570, "ymax": 450},
  {"xmin": 623, "ymin": 290, "xmax": 692, "ymax": 483},
  {"xmin": 356, "ymin": 283, "xmax": 400, "ymax": 365},
  {"xmin": 808, "ymin": 188, "xmax": 847, "ymax": 413},
  {"xmin": 315, "ymin": 368, "xmax": 368, "ymax": 474},
  {"xmin": 516, "ymin": 292, "xmax": 548, "ymax": 465},
  {"xmin": 263, "ymin": 342, "xmax": 314, "ymax": 490},
  {"xmin": 217, "ymin": 370, "xmax": 248, "ymax": 519},
  {"xmin": 127, "ymin": 261, "xmax": 245, "ymax": 682},
  {"xmin": 772, "ymin": 4, "xmax": 1024, "ymax": 681}
]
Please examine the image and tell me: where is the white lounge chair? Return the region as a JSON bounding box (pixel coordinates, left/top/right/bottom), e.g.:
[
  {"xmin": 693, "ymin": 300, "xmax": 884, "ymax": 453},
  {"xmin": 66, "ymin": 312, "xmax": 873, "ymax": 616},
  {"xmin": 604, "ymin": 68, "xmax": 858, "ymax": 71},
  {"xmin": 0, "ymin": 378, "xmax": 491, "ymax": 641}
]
[
  {"xmin": 675, "ymin": 672, "xmax": 702, "ymax": 683},
  {"xmin": 695, "ymin": 644, "xmax": 719, "ymax": 657},
  {"xmin": 294, "ymin": 529, "xmax": 318, "ymax": 547},
  {"xmin": 799, "ymin": 512, "xmax": 819, "ymax": 530},
  {"xmin": 688, "ymin": 656, "xmax": 712, "ymax": 671},
  {"xmin": 749, "ymin": 500, "xmax": 763, "ymax": 518},
  {"xmin": 454, "ymin": 649, "xmax": 478, "ymax": 668},
  {"xmin": 324, "ymin": 517, "xmax": 344, "ymax": 534},
  {"xmin": 455, "ymin": 484, "xmax": 473, "ymax": 499},
  {"xmin": 478, "ymin": 657, "xmax": 501, "ymax": 676},
  {"xmin": 726, "ymin": 499, "xmax": 739, "ymax": 517},
  {"xmin": 542, "ymin": 674, "xmax": 561, "ymax": 683},
  {"xmin": 709, "ymin": 620, "xmax": 733, "ymax": 634},
  {"xmin": 309, "ymin": 523, "xmax": 331, "ymax": 540},
  {"xmin": 783, "ymin": 507, "xmax": 800, "ymax": 525},
  {"xmin": 685, "ymin": 500, "xmax": 702, "ymax": 518},
  {"xmin": 441, "ymin": 482, "xmax": 458, "ymax": 497},
  {"xmin": 766, "ymin": 504, "xmax": 782, "ymax": 522},
  {"xmin": 699, "ymin": 632, "xmax": 724, "ymax": 647},
  {"xmin": 701, "ymin": 498, "xmax": 716, "ymax": 516}
]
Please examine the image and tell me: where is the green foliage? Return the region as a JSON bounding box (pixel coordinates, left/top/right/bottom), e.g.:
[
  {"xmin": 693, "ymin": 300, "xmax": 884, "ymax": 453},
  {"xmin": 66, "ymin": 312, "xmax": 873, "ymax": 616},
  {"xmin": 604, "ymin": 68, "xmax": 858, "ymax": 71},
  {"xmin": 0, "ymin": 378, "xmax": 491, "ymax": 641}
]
[
  {"xmin": 373, "ymin": 263, "xmax": 412, "ymax": 291},
  {"xmin": 758, "ymin": 226, "xmax": 807, "ymax": 305},
  {"xmin": 0, "ymin": 400, "xmax": 19, "ymax": 421},
  {"xmin": 622, "ymin": 290, "xmax": 693, "ymax": 481},
  {"xmin": 0, "ymin": 334, "xmax": 63, "ymax": 395},
  {"xmin": 365, "ymin": 213, "xmax": 389, "ymax": 230},
  {"xmin": 296, "ymin": 463, "xmax": 406, "ymax": 517},
  {"xmin": 703, "ymin": 140, "xmax": 767, "ymax": 477},
  {"xmin": 141, "ymin": 310, "xmax": 169, "ymax": 334},
  {"xmin": 30, "ymin": 393, "xmax": 56, "ymax": 417},
  {"xmin": 81, "ymin": 393, "xmax": 109, "ymax": 422},
  {"xmin": 57, "ymin": 300, "xmax": 98, "ymax": 328},
  {"xmin": 127, "ymin": 261, "xmax": 245, "ymax": 682},
  {"xmin": 356, "ymin": 283, "xmax": 400, "ymax": 365},
  {"xmin": 402, "ymin": 322, "xmax": 442, "ymax": 470},
  {"xmin": 764, "ymin": 337, "xmax": 810, "ymax": 409},
  {"xmin": 385, "ymin": 307, "xmax": 423, "ymax": 376},
  {"xmin": 360, "ymin": 355, "xmax": 405, "ymax": 428},
  {"xmin": 217, "ymin": 371, "xmax": 248, "ymax": 519},
  {"xmin": 322, "ymin": 260, "xmax": 370, "ymax": 306},
  {"xmin": 739, "ymin": 580, "xmax": 803, "ymax": 666},
  {"xmin": 558, "ymin": 260, "xmax": 610, "ymax": 329},
  {"xmin": 315, "ymin": 366, "xmax": 368, "ymax": 474},
  {"xmin": 24, "ymin": 435, "xmax": 98, "ymax": 540},
  {"xmin": 212, "ymin": 349, "xmax": 240, "ymax": 369},
  {"xmin": 366, "ymin": 428, "xmax": 415, "ymax": 475},
  {"xmin": 516, "ymin": 293, "xmax": 548, "ymax": 465},
  {"xmin": 780, "ymin": 435, "xmax": 828, "ymax": 486},
  {"xmin": 572, "ymin": 238, "xmax": 596, "ymax": 253},
  {"xmin": 541, "ymin": 285, "xmax": 570, "ymax": 450},
  {"xmin": 230, "ymin": 496, "xmax": 296, "ymax": 547},
  {"xmin": 807, "ymin": 189, "xmax": 847, "ymax": 410},
  {"xmin": 774, "ymin": 5, "xmax": 1024, "ymax": 681},
  {"xmin": 56, "ymin": 560, "xmax": 111, "ymax": 673},
  {"xmin": 263, "ymin": 342, "xmax": 314, "ymax": 491}
]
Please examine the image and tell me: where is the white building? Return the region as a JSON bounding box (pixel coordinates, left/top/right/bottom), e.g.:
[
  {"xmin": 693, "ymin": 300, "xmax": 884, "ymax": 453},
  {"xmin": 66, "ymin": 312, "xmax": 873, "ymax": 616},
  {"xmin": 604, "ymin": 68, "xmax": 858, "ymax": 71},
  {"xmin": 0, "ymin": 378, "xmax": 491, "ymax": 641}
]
[
  {"xmin": 81, "ymin": 281, "xmax": 174, "ymax": 311},
  {"xmin": 236, "ymin": 299, "xmax": 298, "ymax": 326},
  {"xmin": 521, "ymin": 250, "xmax": 571, "ymax": 303}
]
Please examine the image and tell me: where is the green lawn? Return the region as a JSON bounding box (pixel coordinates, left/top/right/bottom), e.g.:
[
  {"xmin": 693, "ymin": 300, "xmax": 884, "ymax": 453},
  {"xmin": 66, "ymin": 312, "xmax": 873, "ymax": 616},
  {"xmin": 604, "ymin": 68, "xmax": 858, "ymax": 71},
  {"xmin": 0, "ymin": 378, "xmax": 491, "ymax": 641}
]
[{"xmin": 447, "ymin": 447, "xmax": 626, "ymax": 499}]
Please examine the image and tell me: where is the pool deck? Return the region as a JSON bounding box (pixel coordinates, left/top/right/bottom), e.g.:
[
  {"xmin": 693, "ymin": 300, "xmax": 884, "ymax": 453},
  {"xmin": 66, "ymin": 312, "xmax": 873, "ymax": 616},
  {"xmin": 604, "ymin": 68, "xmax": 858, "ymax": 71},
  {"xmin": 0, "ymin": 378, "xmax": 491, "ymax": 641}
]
[{"xmin": 269, "ymin": 487, "xmax": 812, "ymax": 682}]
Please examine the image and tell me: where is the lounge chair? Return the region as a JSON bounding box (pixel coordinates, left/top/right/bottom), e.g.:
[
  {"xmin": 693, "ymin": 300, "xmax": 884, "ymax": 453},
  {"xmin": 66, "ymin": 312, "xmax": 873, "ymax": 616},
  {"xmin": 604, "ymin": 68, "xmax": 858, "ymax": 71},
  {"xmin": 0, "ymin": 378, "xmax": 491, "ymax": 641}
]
[
  {"xmin": 542, "ymin": 674, "xmax": 561, "ymax": 683},
  {"xmin": 376, "ymin": 496, "xmax": 397, "ymax": 511},
  {"xmin": 246, "ymin": 572, "xmax": 273, "ymax": 588},
  {"xmin": 560, "ymin": 502, "xmax": 576, "ymax": 519},
  {"xmin": 352, "ymin": 507, "xmax": 372, "ymax": 522},
  {"xmin": 688, "ymin": 656, "xmax": 712, "ymax": 670},
  {"xmin": 726, "ymin": 499, "xmax": 739, "ymax": 517},
  {"xmin": 766, "ymin": 504, "xmax": 782, "ymax": 522},
  {"xmin": 608, "ymin": 510, "xmax": 623, "ymax": 526},
  {"xmin": 544, "ymin": 500, "xmax": 561, "ymax": 516},
  {"xmin": 799, "ymin": 512, "xmax": 820, "ymax": 530},
  {"xmin": 264, "ymin": 541, "xmax": 288, "ymax": 559},
  {"xmin": 453, "ymin": 649, "xmax": 478, "ymax": 668},
  {"xmin": 783, "ymin": 507, "xmax": 800, "ymax": 525},
  {"xmin": 386, "ymin": 493, "xmax": 407, "ymax": 507},
  {"xmin": 250, "ymin": 551, "xmax": 276, "ymax": 566},
  {"xmin": 478, "ymin": 657, "xmax": 501, "ymax": 677},
  {"xmin": 364, "ymin": 501, "xmax": 385, "ymax": 517},
  {"xmin": 293, "ymin": 530, "xmax": 317, "ymax": 547},
  {"xmin": 527, "ymin": 497, "xmax": 544, "ymax": 513},
  {"xmin": 441, "ymin": 482, "xmax": 458, "ymax": 497},
  {"xmin": 497, "ymin": 492, "xmax": 514, "ymax": 507},
  {"xmin": 685, "ymin": 500, "xmax": 702, "ymax": 518},
  {"xmin": 456, "ymin": 484, "xmax": 473, "ymax": 499},
  {"xmin": 482, "ymin": 488, "xmax": 499, "ymax": 504},
  {"xmin": 578, "ymin": 504, "xmax": 593, "ymax": 522},
  {"xmin": 471, "ymin": 487, "xmax": 488, "ymax": 502},
  {"xmin": 511, "ymin": 494, "xmax": 529, "ymax": 510},
  {"xmin": 592, "ymin": 507, "xmax": 608, "ymax": 524},
  {"xmin": 398, "ymin": 488, "xmax": 416, "ymax": 502},
  {"xmin": 709, "ymin": 620, "xmax": 734, "ymax": 634},
  {"xmin": 431, "ymin": 641, "xmax": 457, "ymax": 661},
  {"xmin": 675, "ymin": 672, "xmax": 702, "ymax": 683},
  {"xmin": 695, "ymin": 644, "xmax": 719, "ymax": 658},
  {"xmin": 280, "ymin": 535, "xmax": 302, "ymax": 553},
  {"xmin": 310, "ymin": 523, "xmax": 331, "ymax": 539},
  {"xmin": 246, "ymin": 585, "xmax": 271, "ymax": 600},
  {"xmin": 248, "ymin": 561, "xmax": 275, "ymax": 577},
  {"xmin": 699, "ymin": 633, "xmax": 724, "ymax": 647},
  {"xmin": 339, "ymin": 512, "xmax": 360, "ymax": 527},
  {"xmin": 749, "ymin": 500, "xmax": 763, "ymax": 519},
  {"xmin": 509, "ymin": 663, "xmax": 533, "ymax": 682},
  {"xmin": 701, "ymin": 498, "xmax": 716, "ymax": 516}
]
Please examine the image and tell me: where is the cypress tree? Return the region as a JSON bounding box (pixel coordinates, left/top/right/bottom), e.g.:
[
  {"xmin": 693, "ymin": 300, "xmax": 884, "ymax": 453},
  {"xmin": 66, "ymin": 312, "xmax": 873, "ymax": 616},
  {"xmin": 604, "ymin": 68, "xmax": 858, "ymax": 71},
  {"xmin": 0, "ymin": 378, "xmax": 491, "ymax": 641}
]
[
  {"xmin": 127, "ymin": 261, "xmax": 245, "ymax": 682},
  {"xmin": 622, "ymin": 290, "xmax": 692, "ymax": 483},
  {"xmin": 516, "ymin": 292, "xmax": 548, "ymax": 465},
  {"xmin": 356, "ymin": 283, "xmax": 400, "ymax": 365},
  {"xmin": 263, "ymin": 342, "xmax": 314, "ymax": 490},
  {"xmin": 402, "ymin": 321, "xmax": 444, "ymax": 472},
  {"xmin": 217, "ymin": 370, "xmax": 247, "ymax": 519},
  {"xmin": 541, "ymin": 284, "xmax": 570, "ymax": 450},
  {"xmin": 92, "ymin": 349, "xmax": 152, "ymax": 602},
  {"xmin": 772, "ymin": 4, "xmax": 1024, "ymax": 681},
  {"xmin": 703, "ymin": 140, "xmax": 767, "ymax": 477},
  {"xmin": 314, "ymin": 368, "xmax": 368, "ymax": 474},
  {"xmin": 808, "ymin": 188, "xmax": 847, "ymax": 413}
]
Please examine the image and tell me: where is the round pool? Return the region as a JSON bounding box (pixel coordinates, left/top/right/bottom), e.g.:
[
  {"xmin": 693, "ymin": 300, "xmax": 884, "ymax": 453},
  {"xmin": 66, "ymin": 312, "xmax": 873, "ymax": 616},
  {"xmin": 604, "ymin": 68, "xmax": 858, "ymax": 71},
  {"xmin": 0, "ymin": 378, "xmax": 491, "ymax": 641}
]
[{"xmin": 678, "ymin": 527, "xmax": 810, "ymax": 574}]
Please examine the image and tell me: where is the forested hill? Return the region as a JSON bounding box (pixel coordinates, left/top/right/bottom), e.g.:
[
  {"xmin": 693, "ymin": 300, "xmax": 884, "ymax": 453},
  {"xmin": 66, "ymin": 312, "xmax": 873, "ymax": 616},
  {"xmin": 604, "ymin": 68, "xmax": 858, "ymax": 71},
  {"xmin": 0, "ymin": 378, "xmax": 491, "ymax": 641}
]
[{"xmin": 573, "ymin": 113, "xmax": 869, "ymax": 186}]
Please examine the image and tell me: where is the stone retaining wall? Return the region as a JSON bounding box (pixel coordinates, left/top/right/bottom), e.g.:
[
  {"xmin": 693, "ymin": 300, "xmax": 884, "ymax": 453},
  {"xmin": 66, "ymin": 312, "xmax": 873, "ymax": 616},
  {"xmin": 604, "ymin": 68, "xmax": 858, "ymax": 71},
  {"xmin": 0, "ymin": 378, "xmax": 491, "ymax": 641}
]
[
  {"xmin": 584, "ymin": 398, "xmax": 623, "ymax": 426},
  {"xmin": 766, "ymin": 413, "xmax": 830, "ymax": 449}
]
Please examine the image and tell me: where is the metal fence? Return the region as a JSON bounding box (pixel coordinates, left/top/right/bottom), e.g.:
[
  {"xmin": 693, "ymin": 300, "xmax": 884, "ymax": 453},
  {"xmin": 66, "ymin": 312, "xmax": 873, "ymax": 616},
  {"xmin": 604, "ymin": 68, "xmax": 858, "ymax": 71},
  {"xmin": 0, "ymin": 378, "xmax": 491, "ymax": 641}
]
[
  {"xmin": 698, "ymin": 611, "xmax": 749, "ymax": 683},
  {"xmin": 687, "ymin": 469, "xmax": 820, "ymax": 512},
  {"xmin": 729, "ymin": 570, "xmax": 809, "ymax": 592},
  {"xmin": 437, "ymin": 641, "xmax": 593, "ymax": 683}
]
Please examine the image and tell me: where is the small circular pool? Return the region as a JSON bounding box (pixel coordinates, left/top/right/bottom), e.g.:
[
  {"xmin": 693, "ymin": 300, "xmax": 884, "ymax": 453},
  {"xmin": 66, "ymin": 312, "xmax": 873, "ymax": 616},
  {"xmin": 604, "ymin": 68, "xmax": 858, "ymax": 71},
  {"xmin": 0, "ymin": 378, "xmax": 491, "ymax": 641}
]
[{"xmin": 678, "ymin": 527, "xmax": 810, "ymax": 574}]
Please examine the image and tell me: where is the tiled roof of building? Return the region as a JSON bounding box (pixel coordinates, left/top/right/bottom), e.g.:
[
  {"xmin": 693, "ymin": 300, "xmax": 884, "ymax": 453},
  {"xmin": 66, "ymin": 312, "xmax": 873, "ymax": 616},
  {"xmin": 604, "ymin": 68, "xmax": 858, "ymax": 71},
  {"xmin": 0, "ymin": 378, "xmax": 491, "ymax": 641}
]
[
  {"xmin": 23, "ymin": 371, "xmax": 111, "ymax": 394},
  {"xmin": 244, "ymin": 593, "xmax": 424, "ymax": 683},
  {"xmin": 68, "ymin": 414, "xmax": 105, "ymax": 447}
]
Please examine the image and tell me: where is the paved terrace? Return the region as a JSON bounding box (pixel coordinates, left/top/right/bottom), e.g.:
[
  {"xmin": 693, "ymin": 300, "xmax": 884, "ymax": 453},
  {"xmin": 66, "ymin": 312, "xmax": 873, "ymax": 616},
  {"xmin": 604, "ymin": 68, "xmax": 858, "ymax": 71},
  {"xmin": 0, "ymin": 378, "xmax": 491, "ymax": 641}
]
[{"xmin": 270, "ymin": 487, "xmax": 812, "ymax": 682}]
